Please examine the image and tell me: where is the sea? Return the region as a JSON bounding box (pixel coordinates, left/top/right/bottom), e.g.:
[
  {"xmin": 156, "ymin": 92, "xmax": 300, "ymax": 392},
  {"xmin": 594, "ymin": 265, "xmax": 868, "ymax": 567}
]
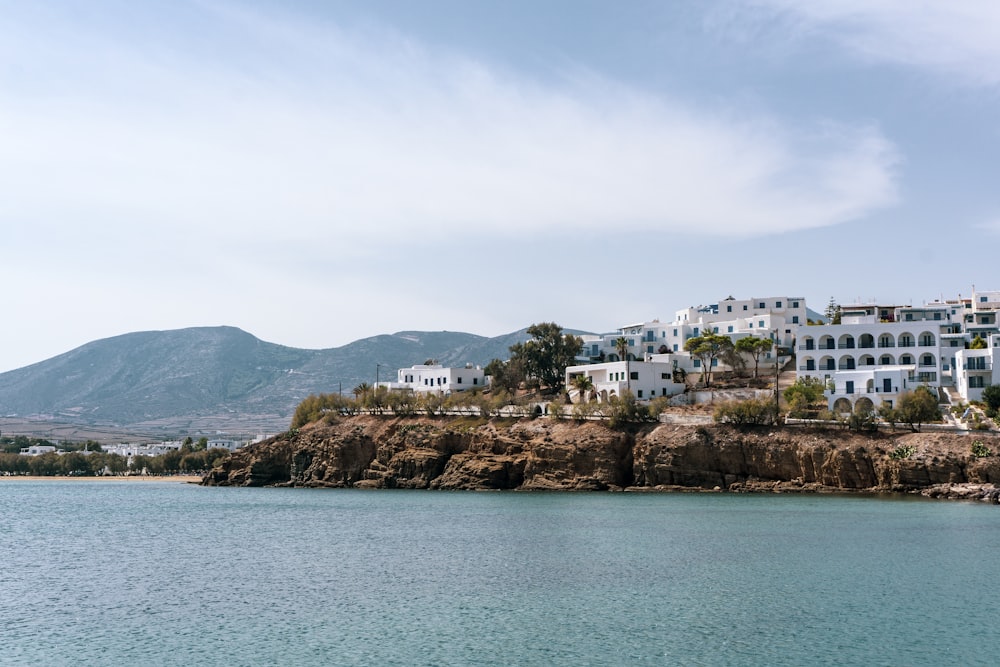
[{"xmin": 2, "ymin": 482, "xmax": 998, "ymax": 667}]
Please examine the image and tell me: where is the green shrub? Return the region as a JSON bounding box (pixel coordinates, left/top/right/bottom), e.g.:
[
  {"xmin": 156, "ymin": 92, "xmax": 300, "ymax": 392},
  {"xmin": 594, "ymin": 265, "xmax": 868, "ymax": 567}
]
[
  {"xmin": 889, "ymin": 444, "xmax": 916, "ymax": 460},
  {"xmin": 713, "ymin": 398, "xmax": 779, "ymax": 427},
  {"xmin": 971, "ymin": 441, "xmax": 992, "ymax": 458}
]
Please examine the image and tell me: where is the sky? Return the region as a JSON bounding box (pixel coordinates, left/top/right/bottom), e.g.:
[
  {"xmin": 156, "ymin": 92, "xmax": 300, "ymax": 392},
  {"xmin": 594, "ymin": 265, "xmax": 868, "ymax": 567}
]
[{"xmin": 2, "ymin": 0, "xmax": 999, "ymax": 372}]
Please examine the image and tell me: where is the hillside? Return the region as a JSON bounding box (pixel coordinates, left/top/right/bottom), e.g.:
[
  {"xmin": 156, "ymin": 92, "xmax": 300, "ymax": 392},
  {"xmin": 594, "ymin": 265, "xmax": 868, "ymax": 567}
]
[{"xmin": 0, "ymin": 326, "xmax": 535, "ymax": 433}]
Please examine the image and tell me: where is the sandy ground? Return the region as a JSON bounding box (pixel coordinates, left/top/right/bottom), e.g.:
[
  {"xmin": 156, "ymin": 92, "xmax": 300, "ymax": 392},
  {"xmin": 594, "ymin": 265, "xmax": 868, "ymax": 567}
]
[{"xmin": 0, "ymin": 474, "xmax": 202, "ymax": 483}]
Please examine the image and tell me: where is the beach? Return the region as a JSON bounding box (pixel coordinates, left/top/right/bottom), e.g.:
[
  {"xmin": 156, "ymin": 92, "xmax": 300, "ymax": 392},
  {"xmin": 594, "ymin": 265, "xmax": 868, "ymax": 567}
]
[{"xmin": 0, "ymin": 474, "xmax": 202, "ymax": 483}]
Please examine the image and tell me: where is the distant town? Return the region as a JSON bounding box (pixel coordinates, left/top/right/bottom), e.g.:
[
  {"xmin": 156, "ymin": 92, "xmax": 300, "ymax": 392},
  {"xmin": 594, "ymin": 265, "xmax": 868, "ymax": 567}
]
[{"xmin": 374, "ymin": 288, "xmax": 999, "ymax": 425}]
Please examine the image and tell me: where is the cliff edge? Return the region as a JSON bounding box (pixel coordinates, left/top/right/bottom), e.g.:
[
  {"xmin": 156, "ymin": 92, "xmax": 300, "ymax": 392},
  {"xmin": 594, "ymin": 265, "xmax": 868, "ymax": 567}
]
[{"xmin": 202, "ymin": 416, "xmax": 1000, "ymax": 500}]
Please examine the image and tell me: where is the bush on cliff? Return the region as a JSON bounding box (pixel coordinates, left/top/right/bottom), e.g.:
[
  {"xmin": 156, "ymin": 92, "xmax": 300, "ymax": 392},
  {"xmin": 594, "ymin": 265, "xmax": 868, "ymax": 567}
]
[{"xmin": 713, "ymin": 398, "xmax": 779, "ymax": 427}]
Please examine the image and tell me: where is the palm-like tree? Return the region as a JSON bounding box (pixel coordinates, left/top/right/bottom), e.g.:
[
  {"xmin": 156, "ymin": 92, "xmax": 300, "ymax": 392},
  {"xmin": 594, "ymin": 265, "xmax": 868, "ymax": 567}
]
[{"xmin": 571, "ymin": 374, "xmax": 594, "ymax": 404}]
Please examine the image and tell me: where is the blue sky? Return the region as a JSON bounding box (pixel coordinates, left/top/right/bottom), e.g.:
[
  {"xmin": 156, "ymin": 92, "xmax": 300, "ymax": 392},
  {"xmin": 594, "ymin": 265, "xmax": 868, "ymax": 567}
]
[{"xmin": 2, "ymin": 0, "xmax": 998, "ymax": 372}]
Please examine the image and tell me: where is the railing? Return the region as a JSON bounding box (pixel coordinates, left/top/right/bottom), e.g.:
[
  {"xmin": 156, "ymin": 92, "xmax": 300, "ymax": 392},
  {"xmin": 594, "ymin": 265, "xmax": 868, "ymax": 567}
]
[
  {"xmin": 838, "ymin": 343, "xmax": 856, "ymax": 349},
  {"xmin": 878, "ymin": 341, "xmax": 895, "ymax": 348},
  {"xmin": 838, "ymin": 364, "xmax": 857, "ymax": 370}
]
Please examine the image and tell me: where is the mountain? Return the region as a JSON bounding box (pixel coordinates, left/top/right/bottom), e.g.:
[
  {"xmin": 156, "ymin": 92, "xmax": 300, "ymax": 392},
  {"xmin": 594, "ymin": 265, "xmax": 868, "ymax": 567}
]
[{"xmin": 0, "ymin": 326, "xmax": 537, "ymax": 434}]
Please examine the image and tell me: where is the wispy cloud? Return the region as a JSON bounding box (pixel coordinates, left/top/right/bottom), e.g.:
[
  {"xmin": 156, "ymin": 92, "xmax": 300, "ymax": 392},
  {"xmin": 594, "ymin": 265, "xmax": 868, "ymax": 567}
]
[
  {"xmin": 0, "ymin": 1, "xmax": 898, "ymax": 256},
  {"xmin": 739, "ymin": 0, "xmax": 1000, "ymax": 86}
]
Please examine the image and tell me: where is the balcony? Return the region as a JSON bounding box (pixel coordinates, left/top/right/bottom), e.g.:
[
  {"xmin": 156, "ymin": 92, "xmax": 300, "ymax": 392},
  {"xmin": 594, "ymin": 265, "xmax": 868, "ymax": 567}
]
[{"xmin": 838, "ymin": 343, "xmax": 856, "ymax": 349}]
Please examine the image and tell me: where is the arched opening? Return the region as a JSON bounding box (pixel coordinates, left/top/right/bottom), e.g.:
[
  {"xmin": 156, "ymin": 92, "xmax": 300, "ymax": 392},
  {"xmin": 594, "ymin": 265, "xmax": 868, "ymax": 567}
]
[
  {"xmin": 878, "ymin": 333, "xmax": 895, "ymax": 348},
  {"xmin": 838, "ymin": 355, "xmax": 856, "ymax": 370},
  {"xmin": 880, "ymin": 354, "xmax": 895, "ymax": 365},
  {"xmin": 859, "ymin": 333, "xmax": 875, "ymax": 349},
  {"xmin": 819, "ymin": 335, "xmax": 835, "ymax": 350},
  {"xmin": 859, "ymin": 354, "xmax": 875, "ymax": 367},
  {"xmin": 820, "ymin": 355, "xmax": 835, "ymax": 371},
  {"xmin": 898, "ymin": 331, "xmax": 915, "ymax": 348},
  {"xmin": 838, "ymin": 334, "xmax": 855, "ymax": 349},
  {"xmin": 801, "ymin": 356, "xmax": 816, "ymax": 371},
  {"xmin": 918, "ymin": 331, "xmax": 936, "ymax": 347},
  {"xmin": 833, "ymin": 397, "xmax": 852, "ymax": 414},
  {"xmin": 854, "ymin": 396, "xmax": 875, "ymax": 415},
  {"xmin": 899, "ymin": 354, "xmax": 914, "ymax": 365},
  {"xmin": 801, "ymin": 335, "xmax": 815, "ymax": 351},
  {"xmin": 920, "ymin": 353, "xmax": 936, "ymax": 367}
]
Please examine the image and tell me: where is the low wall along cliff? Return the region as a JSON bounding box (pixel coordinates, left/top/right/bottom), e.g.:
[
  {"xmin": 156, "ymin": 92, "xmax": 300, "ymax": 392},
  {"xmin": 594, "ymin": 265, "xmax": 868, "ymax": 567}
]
[{"xmin": 202, "ymin": 415, "xmax": 1000, "ymax": 501}]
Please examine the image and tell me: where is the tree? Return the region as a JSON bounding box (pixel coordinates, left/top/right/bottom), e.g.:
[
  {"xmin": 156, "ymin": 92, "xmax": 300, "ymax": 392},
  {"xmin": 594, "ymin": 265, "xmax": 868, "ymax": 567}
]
[
  {"xmin": 571, "ymin": 374, "xmax": 594, "ymax": 403},
  {"xmin": 484, "ymin": 357, "xmax": 525, "ymax": 394},
  {"xmin": 683, "ymin": 334, "xmax": 734, "ymax": 386},
  {"xmin": 970, "ymin": 335, "xmax": 987, "ymax": 349},
  {"xmin": 824, "ymin": 297, "xmax": 842, "ymax": 325},
  {"xmin": 508, "ymin": 323, "xmax": 583, "ymax": 393},
  {"xmin": 886, "ymin": 386, "xmax": 940, "ymax": 432},
  {"xmin": 783, "ymin": 377, "xmax": 826, "ymax": 408},
  {"xmin": 720, "ymin": 345, "xmax": 747, "ymax": 378},
  {"xmin": 735, "ymin": 336, "xmax": 774, "ymax": 379},
  {"xmin": 981, "ymin": 384, "xmax": 1000, "ymax": 415}
]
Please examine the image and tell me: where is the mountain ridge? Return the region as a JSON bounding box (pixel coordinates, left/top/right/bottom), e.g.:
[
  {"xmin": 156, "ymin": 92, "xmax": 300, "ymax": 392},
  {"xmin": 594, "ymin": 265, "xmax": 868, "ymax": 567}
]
[{"xmin": 0, "ymin": 325, "xmax": 545, "ymax": 433}]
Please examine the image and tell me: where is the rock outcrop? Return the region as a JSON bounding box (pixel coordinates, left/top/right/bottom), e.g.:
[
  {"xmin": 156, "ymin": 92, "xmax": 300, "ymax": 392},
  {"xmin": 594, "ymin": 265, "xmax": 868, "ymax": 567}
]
[{"xmin": 202, "ymin": 416, "xmax": 1000, "ymax": 500}]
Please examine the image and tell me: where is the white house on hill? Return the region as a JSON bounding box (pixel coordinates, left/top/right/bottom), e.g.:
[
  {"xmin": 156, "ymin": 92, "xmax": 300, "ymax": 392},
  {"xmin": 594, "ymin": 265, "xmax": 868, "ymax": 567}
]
[{"xmin": 380, "ymin": 363, "xmax": 489, "ymax": 395}]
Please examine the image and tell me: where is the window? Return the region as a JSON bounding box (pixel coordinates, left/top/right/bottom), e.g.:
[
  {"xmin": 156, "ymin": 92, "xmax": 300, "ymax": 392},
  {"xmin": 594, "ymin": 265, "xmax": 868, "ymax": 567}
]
[
  {"xmin": 727, "ymin": 305, "xmax": 732, "ymax": 312},
  {"xmin": 758, "ymin": 302, "xmax": 765, "ymax": 309},
  {"xmin": 637, "ymin": 390, "xmax": 643, "ymax": 398},
  {"xmin": 712, "ymin": 359, "xmax": 718, "ymax": 367},
  {"xmin": 759, "ymin": 320, "xmax": 765, "ymax": 327},
  {"xmin": 473, "ymin": 378, "xmax": 478, "ymax": 385},
  {"xmin": 776, "ymin": 301, "xmax": 782, "ymax": 308},
  {"xmin": 673, "ymin": 328, "xmax": 678, "ymax": 336},
  {"xmin": 727, "ymin": 326, "xmax": 734, "ymax": 333},
  {"xmin": 792, "ymin": 316, "xmax": 799, "ymax": 324},
  {"xmin": 457, "ymin": 377, "xmax": 462, "ymax": 384},
  {"xmin": 970, "ymin": 376, "xmax": 985, "ymax": 388},
  {"xmin": 934, "ymin": 312, "xmax": 941, "ymax": 320},
  {"xmin": 981, "ymin": 296, "xmax": 988, "ymax": 303},
  {"xmin": 661, "ymin": 373, "xmax": 669, "ymax": 380},
  {"xmin": 630, "ymin": 371, "xmax": 639, "ymax": 380},
  {"xmin": 713, "ymin": 327, "xmax": 719, "ymax": 333},
  {"xmin": 792, "ymin": 301, "xmax": 799, "ymax": 308},
  {"xmin": 693, "ymin": 359, "xmax": 701, "ymax": 368},
  {"xmin": 693, "ymin": 328, "xmax": 699, "ymax": 336},
  {"xmin": 905, "ymin": 313, "xmax": 913, "ymax": 321},
  {"xmin": 743, "ymin": 305, "xmax": 748, "ymax": 311},
  {"xmin": 672, "ymin": 344, "xmax": 678, "ymax": 352}
]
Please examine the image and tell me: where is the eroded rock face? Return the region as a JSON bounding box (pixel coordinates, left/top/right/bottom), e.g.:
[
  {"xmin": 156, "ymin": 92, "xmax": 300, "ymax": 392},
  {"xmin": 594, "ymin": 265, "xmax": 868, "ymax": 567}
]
[{"xmin": 203, "ymin": 416, "xmax": 1000, "ymax": 498}]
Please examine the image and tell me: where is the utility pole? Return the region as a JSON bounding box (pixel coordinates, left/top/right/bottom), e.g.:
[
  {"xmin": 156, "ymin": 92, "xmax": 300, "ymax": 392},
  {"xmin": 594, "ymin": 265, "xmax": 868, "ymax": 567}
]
[{"xmin": 773, "ymin": 329, "xmax": 781, "ymax": 419}]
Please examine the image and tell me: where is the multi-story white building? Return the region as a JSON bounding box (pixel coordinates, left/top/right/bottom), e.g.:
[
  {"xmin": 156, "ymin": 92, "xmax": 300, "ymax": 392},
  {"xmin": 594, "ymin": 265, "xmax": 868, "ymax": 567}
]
[
  {"xmin": 954, "ymin": 334, "xmax": 1000, "ymax": 402},
  {"xmin": 577, "ymin": 295, "xmax": 804, "ymax": 381},
  {"xmin": 798, "ymin": 288, "xmax": 1000, "ymax": 412},
  {"xmin": 380, "ymin": 364, "xmax": 489, "ymax": 395}
]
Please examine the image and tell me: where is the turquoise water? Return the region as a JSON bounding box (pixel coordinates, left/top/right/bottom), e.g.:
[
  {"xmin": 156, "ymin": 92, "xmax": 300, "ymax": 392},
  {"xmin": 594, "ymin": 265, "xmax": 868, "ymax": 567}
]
[{"xmin": 2, "ymin": 483, "xmax": 999, "ymax": 666}]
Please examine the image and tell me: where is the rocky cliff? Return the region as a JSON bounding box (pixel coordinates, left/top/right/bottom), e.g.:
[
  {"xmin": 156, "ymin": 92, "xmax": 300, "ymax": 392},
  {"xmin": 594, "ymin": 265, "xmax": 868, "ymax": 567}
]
[{"xmin": 202, "ymin": 416, "xmax": 1000, "ymax": 501}]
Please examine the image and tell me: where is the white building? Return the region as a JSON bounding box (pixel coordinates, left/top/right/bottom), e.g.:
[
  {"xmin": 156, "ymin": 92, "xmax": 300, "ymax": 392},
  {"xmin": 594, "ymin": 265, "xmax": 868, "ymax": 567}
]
[
  {"xmin": 19, "ymin": 445, "xmax": 57, "ymax": 456},
  {"xmin": 578, "ymin": 295, "xmax": 805, "ymax": 378},
  {"xmin": 954, "ymin": 334, "xmax": 1000, "ymax": 402},
  {"xmin": 797, "ymin": 289, "xmax": 1000, "ymax": 412},
  {"xmin": 565, "ymin": 359, "xmax": 685, "ymax": 403},
  {"xmin": 380, "ymin": 363, "xmax": 489, "ymax": 395}
]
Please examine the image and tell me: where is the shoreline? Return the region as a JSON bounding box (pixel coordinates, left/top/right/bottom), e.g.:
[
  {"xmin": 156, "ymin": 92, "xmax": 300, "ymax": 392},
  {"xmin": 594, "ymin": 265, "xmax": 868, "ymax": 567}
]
[{"xmin": 0, "ymin": 474, "xmax": 202, "ymax": 484}]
